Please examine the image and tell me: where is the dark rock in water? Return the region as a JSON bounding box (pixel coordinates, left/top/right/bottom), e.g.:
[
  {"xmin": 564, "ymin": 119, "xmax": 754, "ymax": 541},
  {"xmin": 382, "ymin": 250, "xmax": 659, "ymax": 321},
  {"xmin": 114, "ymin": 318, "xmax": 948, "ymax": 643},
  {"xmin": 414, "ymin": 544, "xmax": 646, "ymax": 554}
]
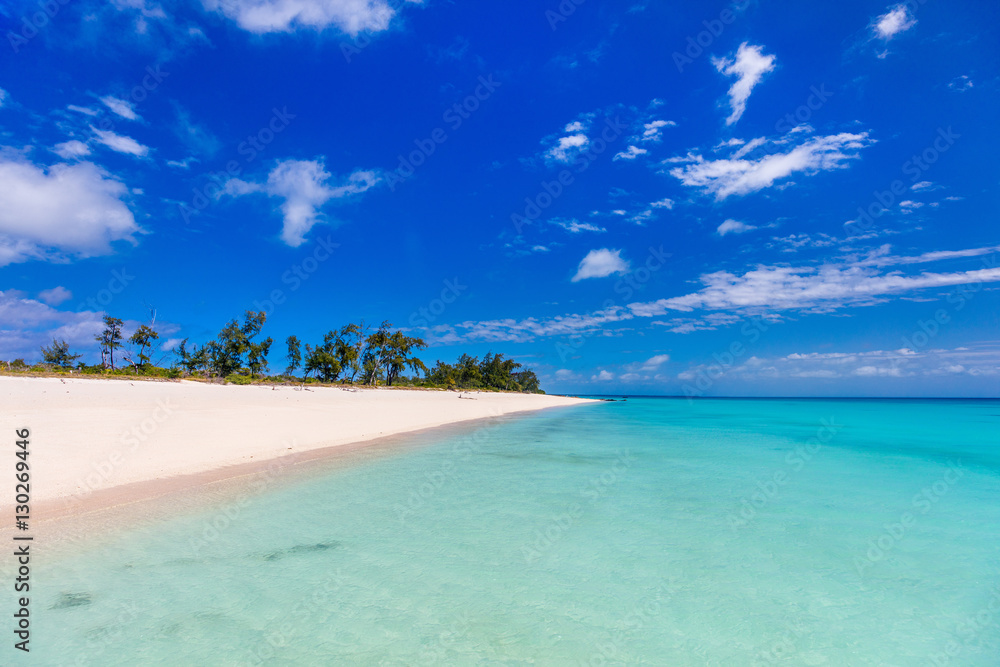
[
  {"xmin": 51, "ymin": 592, "xmax": 92, "ymax": 609},
  {"xmin": 262, "ymin": 542, "xmax": 340, "ymax": 561}
]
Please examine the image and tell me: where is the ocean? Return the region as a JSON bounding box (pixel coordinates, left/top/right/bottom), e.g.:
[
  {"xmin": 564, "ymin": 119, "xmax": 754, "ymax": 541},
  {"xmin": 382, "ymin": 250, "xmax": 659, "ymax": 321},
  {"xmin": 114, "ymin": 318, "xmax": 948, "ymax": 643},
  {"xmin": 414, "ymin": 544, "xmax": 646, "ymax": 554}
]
[{"xmin": 23, "ymin": 398, "xmax": 1000, "ymax": 665}]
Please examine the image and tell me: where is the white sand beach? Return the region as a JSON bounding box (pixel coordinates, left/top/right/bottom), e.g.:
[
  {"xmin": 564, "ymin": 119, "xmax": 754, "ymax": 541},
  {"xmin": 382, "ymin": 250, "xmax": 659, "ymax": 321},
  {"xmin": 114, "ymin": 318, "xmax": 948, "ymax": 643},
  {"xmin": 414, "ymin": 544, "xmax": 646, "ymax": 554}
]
[{"xmin": 3, "ymin": 376, "xmax": 594, "ymax": 515}]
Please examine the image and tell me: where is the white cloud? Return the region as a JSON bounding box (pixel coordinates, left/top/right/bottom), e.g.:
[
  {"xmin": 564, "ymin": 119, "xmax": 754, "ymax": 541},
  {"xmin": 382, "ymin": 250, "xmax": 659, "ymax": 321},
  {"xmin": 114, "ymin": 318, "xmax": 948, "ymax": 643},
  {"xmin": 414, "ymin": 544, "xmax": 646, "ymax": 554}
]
[
  {"xmin": 572, "ymin": 248, "xmax": 630, "ymax": 282},
  {"xmin": 427, "ymin": 247, "xmax": 1000, "ymax": 347},
  {"xmin": 613, "ymin": 145, "xmax": 647, "ymax": 161},
  {"xmin": 161, "ymin": 337, "xmax": 184, "ymax": 352},
  {"xmin": 716, "ymin": 219, "xmax": 756, "ymax": 236},
  {"xmin": 0, "ymin": 88, "xmax": 7, "ymax": 107},
  {"xmin": 629, "ymin": 251, "xmax": 1000, "ymax": 315},
  {"xmin": 425, "ymin": 305, "xmax": 632, "ymax": 344},
  {"xmin": 592, "ymin": 370, "xmax": 615, "ymax": 381},
  {"xmin": 769, "ymin": 232, "xmax": 838, "ymax": 252},
  {"xmin": 0, "ymin": 154, "xmax": 139, "ymax": 266},
  {"xmin": 52, "ymin": 140, "xmax": 91, "ymax": 160},
  {"xmin": 640, "ymin": 354, "xmax": 670, "ymax": 371},
  {"xmin": 552, "ymin": 219, "xmax": 606, "ymax": 233},
  {"xmin": 222, "ymin": 158, "xmax": 379, "ymax": 246},
  {"xmin": 91, "ymin": 127, "xmax": 149, "ymax": 157},
  {"xmin": 630, "ymin": 209, "xmax": 654, "ymax": 225},
  {"xmin": 640, "ymin": 120, "xmax": 675, "ymax": 142},
  {"xmin": 650, "ymin": 198, "xmax": 673, "ymax": 209},
  {"xmin": 731, "ymin": 136, "xmax": 766, "ymax": 159},
  {"xmin": 873, "ymin": 5, "xmax": 916, "ymax": 40},
  {"xmin": 202, "ymin": 0, "xmax": 417, "ymax": 35},
  {"xmin": 166, "ymin": 157, "xmax": 198, "ymax": 169},
  {"xmin": 677, "ymin": 345, "xmax": 1000, "ymax": 384},
  {"xmin": 100, "ymin": 95, "xmax": 139, "ymax": 120},
  {"xmin": 669, "ymin": 132, "xmax": 872, "ymax": 199},
  {"xmin": 37, "ymin": 287, "xmax": 73, "ymax": 306},
  {"xmin": 531, "ymin": 245, "xmax": 549, "ymax": 253},
  {"xmin": 546, "ymin": 133, "xmax": 589, "ymax": 163},
  {"xmin": 712, "ymin": 43, "xmax": 776, "ymax": 125},
  {"xmin": 0, "ymin": 290, "xmax": 106, "ymax": 360},
  {"xmin": 948, "ymin": 75, "xmax": 973, "ymax": 92},
  {"xmin": 911, "ymin": 180, "xmax": 933, "ymax": 191},
  {"xmin": 67, "ymin": 104, "xmax": 98, "ymax": 116}
]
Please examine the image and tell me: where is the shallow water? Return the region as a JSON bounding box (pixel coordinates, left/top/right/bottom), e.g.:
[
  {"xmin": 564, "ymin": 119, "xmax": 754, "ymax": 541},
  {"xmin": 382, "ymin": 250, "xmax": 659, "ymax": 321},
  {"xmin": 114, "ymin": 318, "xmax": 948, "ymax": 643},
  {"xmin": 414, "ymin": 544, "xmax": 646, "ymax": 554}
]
[{"xmin": 17, "ymin": 398, "xmax": 1000, "ymax": 665}]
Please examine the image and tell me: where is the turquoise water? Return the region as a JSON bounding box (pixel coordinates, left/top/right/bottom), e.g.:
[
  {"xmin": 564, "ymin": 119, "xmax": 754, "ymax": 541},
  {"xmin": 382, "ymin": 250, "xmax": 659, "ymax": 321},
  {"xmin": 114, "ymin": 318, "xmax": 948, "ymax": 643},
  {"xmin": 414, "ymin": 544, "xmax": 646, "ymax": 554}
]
[{"xmin": 16, "ymin": 398, "xmax": 1000, "ymax": 665}]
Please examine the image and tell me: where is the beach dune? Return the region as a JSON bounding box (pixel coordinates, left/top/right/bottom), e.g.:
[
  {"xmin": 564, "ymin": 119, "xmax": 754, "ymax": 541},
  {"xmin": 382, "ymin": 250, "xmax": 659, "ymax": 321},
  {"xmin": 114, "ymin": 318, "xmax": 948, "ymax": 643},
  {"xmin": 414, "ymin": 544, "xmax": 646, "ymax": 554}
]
[{"xmin": 3, "ymin": 376, "xmax": 593, "ymax": 513}]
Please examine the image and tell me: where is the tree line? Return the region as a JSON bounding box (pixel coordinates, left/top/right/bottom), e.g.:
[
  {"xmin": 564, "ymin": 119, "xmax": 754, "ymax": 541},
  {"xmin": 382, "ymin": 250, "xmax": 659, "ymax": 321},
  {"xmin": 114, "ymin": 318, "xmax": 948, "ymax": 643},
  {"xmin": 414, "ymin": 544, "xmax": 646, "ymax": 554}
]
[{"xmin": 26, "ymin": 310, "xmax": 542, "ymax": 393}]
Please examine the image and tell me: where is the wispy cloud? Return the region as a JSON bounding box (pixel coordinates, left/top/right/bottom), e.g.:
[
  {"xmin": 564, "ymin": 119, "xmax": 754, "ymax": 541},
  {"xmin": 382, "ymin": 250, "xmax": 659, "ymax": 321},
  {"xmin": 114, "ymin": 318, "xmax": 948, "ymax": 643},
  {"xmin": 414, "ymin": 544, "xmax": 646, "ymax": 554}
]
[
  {"xmin": 716, "ymin": 219, "xmax": 756, "ymax": 236},
  {"xmin": 712, "ymin": 43, "xmax": 776, "ymax": 125},
  {"xmin": 99, "ymin": 95, "xmax": 139, "ymax": 121},
  {"xmin": 52, "ymin": 140, "xmax": 91, "ymax": 160},
  {"xmin": 221, "ymin": 158, "xmax": 379, "ymax": 246},
  {"xmin": 668, "ymin": 131, "xmax": 872, "ymax": 199},
  {"xmin": 551, "ymin": 219, "xmax": 606, "ymax": 233},
  {"xmin": 91, "ymin": 127, "xmax": 150, "ymax": 157}
]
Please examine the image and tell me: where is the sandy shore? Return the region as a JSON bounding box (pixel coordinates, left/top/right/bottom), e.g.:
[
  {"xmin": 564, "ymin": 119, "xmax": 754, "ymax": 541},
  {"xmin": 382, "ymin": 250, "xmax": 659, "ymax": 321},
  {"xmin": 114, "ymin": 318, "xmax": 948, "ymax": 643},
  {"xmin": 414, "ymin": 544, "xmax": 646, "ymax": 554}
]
[{"xmin": 3, "ymin": 376, "xmax": 594, "ymax": 518}]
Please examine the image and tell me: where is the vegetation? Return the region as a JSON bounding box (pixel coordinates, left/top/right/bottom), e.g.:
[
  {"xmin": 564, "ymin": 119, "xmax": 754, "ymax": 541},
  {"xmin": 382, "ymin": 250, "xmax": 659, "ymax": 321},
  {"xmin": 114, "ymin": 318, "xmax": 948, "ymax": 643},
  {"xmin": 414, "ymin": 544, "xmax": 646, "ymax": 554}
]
[
  {"xmin": 40, "ymin": 339, "xmax": 82, "ymax": 369},
  {"xmin": 5, "ymin": 310, "xmax": 544, "ymax": 393}
]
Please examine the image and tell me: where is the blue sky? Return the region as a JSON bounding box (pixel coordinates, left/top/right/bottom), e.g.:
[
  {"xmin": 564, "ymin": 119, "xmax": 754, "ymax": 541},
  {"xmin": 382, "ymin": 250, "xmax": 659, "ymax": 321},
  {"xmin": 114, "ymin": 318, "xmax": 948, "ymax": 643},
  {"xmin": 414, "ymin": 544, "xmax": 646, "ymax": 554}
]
[{"xmin": 0, "ymin": 0, "xmax": 998, "ymax": 396}]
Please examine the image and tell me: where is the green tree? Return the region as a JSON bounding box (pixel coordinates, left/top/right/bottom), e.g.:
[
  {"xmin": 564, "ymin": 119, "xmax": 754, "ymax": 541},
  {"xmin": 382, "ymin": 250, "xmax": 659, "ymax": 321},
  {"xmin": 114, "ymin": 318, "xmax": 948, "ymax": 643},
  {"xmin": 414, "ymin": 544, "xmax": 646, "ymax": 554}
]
[
  {"xmin": 95, "ymin": 316, "xmax": 124, "ymax": 370},
  {"xmin": 285, "ymin": 335, "xmax": 302, "ymax": 377},
  {"xmin": 40, "ymin": 339, "xmax": 81, "ymax": 369},
  {"xmin": 335, "ymin": 323, "xmax": 365, "ymax": 381},
  {"xmin": 304, "ymin": 331, "xmax": 342, "ymax": 382},
  {"xmin": 456, "ymin": 354, "xmax": 482, "ymax": 388},
  {"xmin": 127, "ymin": 324, "xmax": 160, "ymax": 372},
  {"xmin": 383, "ymin": 331, "xmax": 428, "ymax": 386},
  {"xmin": 211, "ymin": 311, "xmax": 271, "ymax": 377}
]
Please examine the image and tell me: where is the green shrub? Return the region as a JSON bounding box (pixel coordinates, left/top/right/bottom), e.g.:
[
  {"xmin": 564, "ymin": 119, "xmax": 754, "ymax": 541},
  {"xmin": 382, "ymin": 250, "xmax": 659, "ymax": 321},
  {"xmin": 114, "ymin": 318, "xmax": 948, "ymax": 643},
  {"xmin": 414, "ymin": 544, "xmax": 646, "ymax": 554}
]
[{"xmin": 225, "ymin": 374, "xmax": 253, "ymax": 385}]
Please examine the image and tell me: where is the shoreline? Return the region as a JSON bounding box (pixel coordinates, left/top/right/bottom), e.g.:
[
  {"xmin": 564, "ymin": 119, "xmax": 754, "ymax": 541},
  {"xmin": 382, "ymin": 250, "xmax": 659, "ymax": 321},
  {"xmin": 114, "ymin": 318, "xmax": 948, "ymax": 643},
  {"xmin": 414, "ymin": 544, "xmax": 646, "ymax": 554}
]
[{"xmin": 3, "ymin": 376, "xmax": 596, "ymax": 526}]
